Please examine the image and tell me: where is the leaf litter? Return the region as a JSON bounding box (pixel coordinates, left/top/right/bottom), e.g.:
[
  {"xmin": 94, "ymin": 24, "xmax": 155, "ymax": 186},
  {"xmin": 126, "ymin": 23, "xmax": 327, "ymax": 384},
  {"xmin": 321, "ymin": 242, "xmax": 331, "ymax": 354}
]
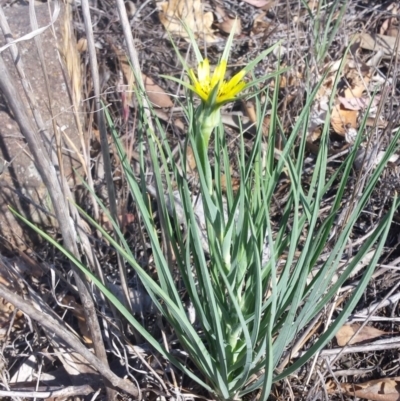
[{"xmin": 2, "ymin": 0, "xmax": 400, "ymax": 400}]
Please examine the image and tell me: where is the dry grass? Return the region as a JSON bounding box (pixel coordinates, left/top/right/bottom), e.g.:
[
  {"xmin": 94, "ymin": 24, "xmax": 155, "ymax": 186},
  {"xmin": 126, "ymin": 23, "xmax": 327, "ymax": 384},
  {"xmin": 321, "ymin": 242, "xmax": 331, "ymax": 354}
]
[{"xmin": 0, "ymin": 0, "xmax": 400, "ymax": 400}]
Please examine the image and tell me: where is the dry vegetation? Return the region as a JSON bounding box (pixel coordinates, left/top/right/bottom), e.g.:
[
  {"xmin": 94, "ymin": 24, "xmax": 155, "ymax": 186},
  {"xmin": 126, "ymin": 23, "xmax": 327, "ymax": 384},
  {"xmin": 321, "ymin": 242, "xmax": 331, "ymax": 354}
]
[{"xmin": 1, "ymin": 0, "xmax": 400, "ymax": 400}]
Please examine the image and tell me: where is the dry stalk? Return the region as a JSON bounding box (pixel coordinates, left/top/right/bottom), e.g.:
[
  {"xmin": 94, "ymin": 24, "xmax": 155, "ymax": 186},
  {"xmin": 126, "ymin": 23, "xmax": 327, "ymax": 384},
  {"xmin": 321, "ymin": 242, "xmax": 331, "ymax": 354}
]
[
  {"xmin": 0, "ymin": 52, "xmax": 114, "ymax": 397},
  {"xmin": 0, "ymin": 282, "xmax": 139, "ymax": 398}
]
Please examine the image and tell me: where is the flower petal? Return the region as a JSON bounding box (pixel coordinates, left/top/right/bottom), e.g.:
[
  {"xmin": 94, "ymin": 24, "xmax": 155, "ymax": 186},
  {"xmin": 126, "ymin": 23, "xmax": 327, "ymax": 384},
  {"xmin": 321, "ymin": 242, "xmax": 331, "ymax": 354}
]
[
  {"xmin": 188, "ymin": 54, "xmax": 247, "ymax": 106},
  {"xmin": 226, "ymin": 69, "xmax": 246, "ymax": 90},
  {"xmin": 188, "ymin": 68, "xmax": 199, "ymax": 85},
  {"xmin": 217, "ymin": 80, "xmax": 246, "ymax": 104},
  {"xmin": 215, "ymin": 69, "xmax": 246, "ymax": 104},
  {"xmin": 188, "ymin": 68, "xmax": 209, "ymax": 102},
  {"xmin": 198, "ymin": 59, "xmax": 210, "ymax": 84},
  {"xmin": 211, "ymin": 60, "xmax": 227, "ymax": 89}
]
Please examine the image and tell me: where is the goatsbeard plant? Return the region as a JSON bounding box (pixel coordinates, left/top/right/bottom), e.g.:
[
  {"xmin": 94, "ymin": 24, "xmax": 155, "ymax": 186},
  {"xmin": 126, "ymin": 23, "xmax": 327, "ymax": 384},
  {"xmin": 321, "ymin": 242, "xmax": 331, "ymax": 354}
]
[
  {"xmin": 168, "ymin": 20, "xmax": 276, "ymax": 195},
  {"xmin": 13, "ymin": 18, "xmax": 400, "ymax": 401}
]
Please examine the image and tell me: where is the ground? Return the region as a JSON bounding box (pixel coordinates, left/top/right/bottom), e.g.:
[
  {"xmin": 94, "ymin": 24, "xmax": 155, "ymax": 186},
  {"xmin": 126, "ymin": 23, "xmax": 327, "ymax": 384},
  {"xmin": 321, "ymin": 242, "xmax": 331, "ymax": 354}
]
[{"xmin": 1, "ymin": 0, "xmax": 400, "ymax": 400}]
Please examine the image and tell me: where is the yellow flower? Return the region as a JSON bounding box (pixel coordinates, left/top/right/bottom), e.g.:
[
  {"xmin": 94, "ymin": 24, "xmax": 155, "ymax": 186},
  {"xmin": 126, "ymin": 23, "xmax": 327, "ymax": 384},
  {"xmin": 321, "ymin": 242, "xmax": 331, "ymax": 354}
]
[
  {"xmin": 188, "ymin": 58, "xmax": 246, "ymax": 106},
  {"xmin": 164, "ymin": 18, "xmax": 280, "ymax": 194}
]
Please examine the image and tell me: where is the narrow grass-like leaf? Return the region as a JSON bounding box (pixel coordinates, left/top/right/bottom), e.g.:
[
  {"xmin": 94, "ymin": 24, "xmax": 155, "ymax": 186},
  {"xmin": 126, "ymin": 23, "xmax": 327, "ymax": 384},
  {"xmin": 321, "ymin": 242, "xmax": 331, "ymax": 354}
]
[{"xmin": 11, "ymin": 207, "xmax": 215, "ymax": 391}]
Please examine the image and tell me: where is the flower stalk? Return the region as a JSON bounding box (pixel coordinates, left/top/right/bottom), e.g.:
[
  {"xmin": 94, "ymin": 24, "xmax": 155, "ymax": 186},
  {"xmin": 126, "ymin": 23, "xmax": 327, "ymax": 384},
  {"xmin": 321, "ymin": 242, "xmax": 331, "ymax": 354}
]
[
  {"xmin": 166, "ymin": 20, "xmax": 281, "ymax": 195},
  {"xmin": 195, "ymin": 106, "xmax": 220, "ymax": 193},
  {"xmin": 187, "ymin": 25, "xmax": 247, "ymax": 194}
]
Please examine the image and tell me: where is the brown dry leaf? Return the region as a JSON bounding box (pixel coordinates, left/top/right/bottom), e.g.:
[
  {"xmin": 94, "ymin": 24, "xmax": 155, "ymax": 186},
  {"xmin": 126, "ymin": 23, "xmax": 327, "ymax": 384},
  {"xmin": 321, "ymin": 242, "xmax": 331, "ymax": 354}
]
[
  {"xmin": 336, "ymin": 323, "xmax": 389, "ymax": 346},
  {"xmin": 0, "ymin": 263, "xmax": 24, "ymax": 339},
  {"xmin": 331, "ymin": 62, "xmax": 372, "ymax": 135},
  {"xmin": 186, "ymin": 145, "xmax": 197, "ymax": 173},
  {"xmin": 331, "ymin": 105, "xmax": 358, "ymax": 135},
  {"xmin": 125, "ymin": 0, "xmax": 136, "ymax": 17},
  {"xmin": 218, "ymin": 15, "xmax": 241, "ymax": 35},
  {"xmin": 113, "ymin": 44, "xmax": 173, "ymax": 108},
  {"xmin": 91, "ymin": 129, "xmax": 101, "ymax": 152},
  {"xmin": 252, "ymin": 12, "xmax": 271, "ymax": 36},
  {"xmin": 339, "ymin": 377, "xmax": 400, "ymax": 401},
  {"xmin": 380, "ymin": 3, "xmax": 398, "ymax": 35},
  {"xmin": 0, "ymin": 297, "xmax": 23, "ymax": 335},
  {"xmin": 174, "ymin": 118, "xmax": 185, "ymax": 130},
  {"xmin": 262, "ymin": 115, "xmax": 271, "ymax": 137},
  {"xmin": 279, "ymin": 75, "xmax": 288, "ymax": 88},
  {"xmin": 380, "ymin": 18, "xmax": 391, "ymax": 36},
  {"xmin": 387, "ymin": 28, "xmax": 399, "ymax": 37},
  {"xmin": 308, "ymin": 60, "xmax": 339, "ymax": 139},
  {"xmin": 307, "ymin": 0, "xmax": 319, "ymax": 12},
  {"xmin": 344, "ymin": 66, "xmax": 372, "ymax": 98},
  {"xmin": 0, "ymin": 272, "xmax": 10, "ymax": 287},
  {"xmin": 358, "ymin": 33, "xmax": 400, "ymax": 57},
  {"xmin": 243, "ymin": 100, "xmax": 257, "ymax": 123},
  {"xmin": 242, "ymin": 0, "xmax": 273, "ymax": 8},
  {"xmin": 366, "ymin": 117, "xmax": 387, "ymax": 128},
  {"xmin": 153, "ymin": 109, "xmax": 185, "ymax": 130},
  {"xmin": 142, "ymin": 74, "xmax": 174, "ymax": 108},
  {"xmin": 279, "ymin": 69, "xmax": 303, "ymax": 89},
  {"xmin": 220, "ymin": 175, "xmax": 240, "ymax": 194},
  {"xmin": 215, "ymin": 6, "xmax": 242, "ymax": 35},
  {"xmin": 99, "ymin": 213, "xmax": 135, "ymax": 232},
  {"xmin": 76, "ymin": 37, "xmax": 87, "ymax": 53},
  {"xmin": 338, "ymin": 96, "xmax": 370, "ymax": 110},
  {"xmin": 158, "ymin": 0, "xmax": 218, "ymax": 43},
  {"xmin": 242, "ymin": 101, "xmax": 270, "ymax": 136},
  {"xmin": 326, "ymin": 380, "xmax": 338, "ymax": 393}
]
